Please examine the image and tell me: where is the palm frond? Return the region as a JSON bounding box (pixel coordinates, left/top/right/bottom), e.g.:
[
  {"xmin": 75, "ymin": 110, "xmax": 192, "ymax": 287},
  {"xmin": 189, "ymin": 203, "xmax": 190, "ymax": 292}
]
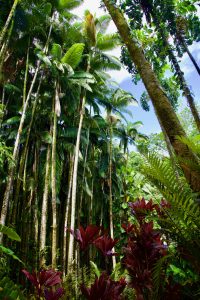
[
  {"xmin": 96, "ymin": 33, "xmax": 120, "ymax": 51},
  {"xmin": 61, "ymin": 43, "xmax": 85, "ymax": 69},
  {"xmin": 58, "ymin": 0, "xmax": 83, "ymax": 10}
]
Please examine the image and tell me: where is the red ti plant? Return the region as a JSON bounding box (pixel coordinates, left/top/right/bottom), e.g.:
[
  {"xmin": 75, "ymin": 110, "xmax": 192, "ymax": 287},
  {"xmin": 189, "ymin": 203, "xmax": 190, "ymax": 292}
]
[
  {"xmin": 122, "ymin": 198, "xmax": 168, "ymax": 299},
  {"xmin": 129, "ymin": 198, "xmax": 159, "ymax": 222},
  {"xmin": 22, "ymin": 269, "xmax": 63, "ymax": 300},
  {"xmin": 81, "ymin": 272, "xmax": 126, "ymax": 300},
  {"xmin": 44, "ymin": 287, "xmax": 64, "ymax": 300},
  {"xmin": 69, "ymin": 225, "xmax": 100, "ymax": 251},
  {"xmin": 93, "ymin": 235, "xmax": 119, "ymax": 257}
]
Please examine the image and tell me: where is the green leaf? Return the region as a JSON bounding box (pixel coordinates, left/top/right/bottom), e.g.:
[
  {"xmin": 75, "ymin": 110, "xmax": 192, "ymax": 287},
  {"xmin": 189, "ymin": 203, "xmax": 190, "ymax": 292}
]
[
  {"xmin": 36, "ymin": 51, "xmax": 52, "ymax": 66},
  {"xmin": 0, "ymin": 245, "xmax": 23, "ymax": 263},
  {"xmin": 61, "ymin": 43, "xmax": 85, "ymax": 69},
  {"xmin": 58, "ymin": 0, "xmax": 83, "ymax": 10},
  {"xmin": 0, "ymin": 225, "xmax": 21, "ymax": 241},
  {"xmin": 40, "ymin": 131, "xmax": 52, "ymax": 144},
  {"xmin": 4, "ymin": 116, "xmax": 20, "ymax": 125},
  {"xmin": 90, "ymin": 261, "xmax": 100, "ymax": 278},
  {"xmin": 51, "ymin": 44, "xmax": 62, "ymax": 60}
]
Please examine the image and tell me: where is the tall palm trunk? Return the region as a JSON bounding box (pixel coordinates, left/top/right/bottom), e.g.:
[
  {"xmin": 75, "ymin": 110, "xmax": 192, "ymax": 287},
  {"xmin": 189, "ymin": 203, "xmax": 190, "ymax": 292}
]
[
  {"xmin": 40, "ymin": 145, "xmax": 51, "ymax": 268},
  {"xmin": 109, "ymin": 125, "xmax": 116, "ymax": 269},
  {"xmin": 67, "ymin": 94, "xmax": 86, "ymax": 270},
  {"xmin": 0, "ymin": 13, "xmax": 54, "ymax": 231},
  {"xmin": 102, "ymin": 0, "xmax": 200, "ymax": 193},
  {"xmin": 51, "ymin": 83, "xmax": 59, "ymax": 269},
  {"xmin": 68, "ymin": 60, "xmax": 90, "ymax": 270},
  {"xmin": 0, "ymin": 0, "xmax": 19, "ymax": 48},
  {"xmin": 179, "ymin": 36, "xmax": 200, "ymax": 76},
  {"xmin": 160, "ymin": 33, "xmax": 200, "ymax": 132},
  {"xmin": 0, "ymin": 61, "xmax": 40, "ymax": 230},
  {"xmin": 63, "ymin": 155, "xmax": 74, "ymax": 276}
]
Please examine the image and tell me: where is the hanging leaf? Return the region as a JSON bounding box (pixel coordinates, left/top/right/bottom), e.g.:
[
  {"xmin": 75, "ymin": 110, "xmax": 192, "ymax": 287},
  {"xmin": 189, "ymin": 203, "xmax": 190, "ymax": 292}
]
[
  {"xmin": 61, "ymin": 43, "xmax": 85, "ymax": 69},
  {"xmin": 51, "ymin": 43, "xmax": 62, "ymax": 60},
  {"xmin": 0, "ymin": 225, "xmax": 21, "ymax": 241},
  {"xmin": 0, "ymin": 245, "xmax": 23, "ymax": 263}
]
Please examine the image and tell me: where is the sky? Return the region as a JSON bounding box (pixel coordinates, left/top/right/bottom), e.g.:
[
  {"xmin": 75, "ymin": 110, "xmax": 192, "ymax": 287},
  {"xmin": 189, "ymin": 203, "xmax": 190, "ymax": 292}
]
[{"xmin": 73, "ymin": 0, "xmax": 200, "ymax": 135}]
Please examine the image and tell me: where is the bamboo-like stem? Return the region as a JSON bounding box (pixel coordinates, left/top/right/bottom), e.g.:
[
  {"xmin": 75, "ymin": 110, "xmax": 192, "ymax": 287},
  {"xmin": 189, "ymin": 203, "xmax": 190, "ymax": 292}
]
[
  {"xmin": 0, "ymin": 0, "xmax": 19, "ymax": 48},
  {"xmin": 108, "ymin": 125, "xmax": 116, "ymax": 269},
  {"xmin": 68, "ymin": 59, "xmax": 91, "ymax": 270},
  {"xmin": 40, "ymin": 145, "xmax": 51, "ymax": 268},
  {"xmin": 63, "ymin": 155, "xmax": 74, "ymax": 276},
  {"xmin": 51, "ymin": 83, "xmax": 59, "ymax": 269}
]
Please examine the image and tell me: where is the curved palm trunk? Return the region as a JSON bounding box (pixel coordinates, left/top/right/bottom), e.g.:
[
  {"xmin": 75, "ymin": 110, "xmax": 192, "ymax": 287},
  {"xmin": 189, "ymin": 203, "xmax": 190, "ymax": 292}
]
[
  {"xmin": 40, "ymin": 145, "xmax": 51, "ymax": 268},
  {"xmin": 102, "ymin": 0, "xmax": 200, "ymax": 193},
  {"xmin": 0, "ymin": 0, "xmax": 19, "ymax": 48}
]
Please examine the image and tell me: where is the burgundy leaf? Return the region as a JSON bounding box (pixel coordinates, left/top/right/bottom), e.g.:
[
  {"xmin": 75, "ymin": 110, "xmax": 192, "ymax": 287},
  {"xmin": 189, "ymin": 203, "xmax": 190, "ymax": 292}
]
[
  {"xmin": 69, "ymin": 225, "xmax": 100, "ymax": 251},
  {"xmin": 129, "ymin": 198, "xmax": 159, "ymax": 221},
  {"xmin": 44, "ymin": 287, "xmax": 64, "ymax": 300},
  {"xmin": 93, "ymin": 235, "xmax": 119, "ymax": 256},
  {"xmin": 81, "ymin": 272, "xmax": 126, "ymax": 300}
]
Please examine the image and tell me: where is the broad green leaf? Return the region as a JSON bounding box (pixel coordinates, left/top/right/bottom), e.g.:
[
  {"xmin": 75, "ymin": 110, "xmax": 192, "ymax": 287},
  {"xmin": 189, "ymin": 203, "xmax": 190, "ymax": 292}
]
[
  {"xmin": 61, "ymin": 43, "xmax": 85, "ymax": 69},
  {"xmin": 58, "ymin": 0, "xmax": 83, "ymax": 10},
  {"xmin": 51, "ymin": 43, "xmax": 62, "ymax": 60},
  {"xmin": 4, "ymin": 116, "xmax": 20, "ymax": 125},
  {"xmin": 0, "ymin": 245, "xmax": 23, "ymax": 263},
  {"xmin": 0, "ymin": 225, "xmax": 21, "ymax": 241},
  {"xmin": 36, "ymin": 51, "xmax": 52, "ymax": 66}
]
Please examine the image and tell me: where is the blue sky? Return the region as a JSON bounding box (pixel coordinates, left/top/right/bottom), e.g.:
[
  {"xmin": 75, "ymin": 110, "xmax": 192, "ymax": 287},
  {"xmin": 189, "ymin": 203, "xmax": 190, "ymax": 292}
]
[{"xmin": 74, "ymin": 1, "xmax": 200, "ymax": 135}]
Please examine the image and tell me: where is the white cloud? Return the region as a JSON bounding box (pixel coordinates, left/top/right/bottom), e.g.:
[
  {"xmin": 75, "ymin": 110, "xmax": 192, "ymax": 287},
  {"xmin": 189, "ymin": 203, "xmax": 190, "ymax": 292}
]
[{"xmin": 180, "ymin": 42, "xmax": 200, "ymax": 77}]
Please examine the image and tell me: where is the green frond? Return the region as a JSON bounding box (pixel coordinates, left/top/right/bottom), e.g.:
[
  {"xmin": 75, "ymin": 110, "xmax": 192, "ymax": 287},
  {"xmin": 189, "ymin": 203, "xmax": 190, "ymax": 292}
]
[
  {"xmin": 95, "ymin": 15, "xmax": 111, "ymax": 34},
  {"xmin": 58, "ymin": 0, "xmax": 83, "ymax": 10},
  {"xmin": 61, "ymin": 43, "xmax": 85, "ymax": 69},
  {"xmin": 152, "ymin": 255, "xmax": 170, "ymax": 300},
  {"xmin": 97, "ymin": 33, "xmax": 120, "ymax": 51}
]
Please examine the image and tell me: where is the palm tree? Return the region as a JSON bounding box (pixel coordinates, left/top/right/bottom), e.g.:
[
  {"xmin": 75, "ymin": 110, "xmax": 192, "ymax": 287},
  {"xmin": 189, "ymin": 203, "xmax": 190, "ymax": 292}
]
[{"xmin": 102, "ymin": 0, "xmax": 200, "ymax": 193}]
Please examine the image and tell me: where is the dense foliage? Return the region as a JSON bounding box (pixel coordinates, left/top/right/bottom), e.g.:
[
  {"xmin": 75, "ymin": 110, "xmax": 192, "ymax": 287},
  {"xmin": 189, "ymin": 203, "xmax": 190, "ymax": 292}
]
[{"xmin": 0, "ymin": 0, "xmax": 200, "ymax": 299}]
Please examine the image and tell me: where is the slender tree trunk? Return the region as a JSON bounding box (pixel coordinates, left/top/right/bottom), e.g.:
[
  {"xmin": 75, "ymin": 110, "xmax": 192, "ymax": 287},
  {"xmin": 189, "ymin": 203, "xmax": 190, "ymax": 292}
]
[
  {"xmin": 40, "ymin": 145, "xmax": 51, "ymax": 268},
  {"xmin": 0, "ymin": 0, "xmax": 19, "ymax": 48},
  {"xmin": 0, "ymin": 20, "xmax": 14, "ymax": 76},
  {"xmin": 51, "ymin": 84, "xmax": 59, "ymax": 269},
  {"xmin": 0, "ymin": 12, "xmax": 54, "ymax": 231},
  {"xmin": 161, "ymin": 34, "xmax": 200, "ymax": 132},
  {"xmin": 67, "ymin": 95, "xmax": 86, "ymax": 270},
  {"xmin": 109, "ymin": 125, "xmax": 116, "ymax": 269},
  {"xmin": 11, "ymin": 69, "xmax": 43, "ymax": 224},
  {"xmin": 180, "ymin": 37, "xmax": 200, "ymax": 76},
  {"xmin": 63, "ymin": 155, "xmax": 74, "ymax": 276},
  {"xmin": 0, "ymin": 62, "xmax": 40, "ymax": 230},
  {"xmin": 68, "ymin": 59, "xmax": 90, "ymax": 270},
  {"xmin": 102, "ymin": 0, "xmax": 200, "ymax": 192}
]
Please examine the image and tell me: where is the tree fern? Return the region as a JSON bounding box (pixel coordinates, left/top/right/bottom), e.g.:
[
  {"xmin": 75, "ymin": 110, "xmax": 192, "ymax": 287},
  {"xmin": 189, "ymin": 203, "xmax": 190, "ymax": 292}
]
[{"xmin": 61, "ymin": 43, "xmax": 85, "ymax": 69}]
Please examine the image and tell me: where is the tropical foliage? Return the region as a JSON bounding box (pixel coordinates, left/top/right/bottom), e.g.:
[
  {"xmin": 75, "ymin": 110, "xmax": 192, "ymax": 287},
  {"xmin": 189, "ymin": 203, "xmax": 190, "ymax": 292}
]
[{"xmin": 0, "ymin": 0, "xmax": 200, "ymax": 299}]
